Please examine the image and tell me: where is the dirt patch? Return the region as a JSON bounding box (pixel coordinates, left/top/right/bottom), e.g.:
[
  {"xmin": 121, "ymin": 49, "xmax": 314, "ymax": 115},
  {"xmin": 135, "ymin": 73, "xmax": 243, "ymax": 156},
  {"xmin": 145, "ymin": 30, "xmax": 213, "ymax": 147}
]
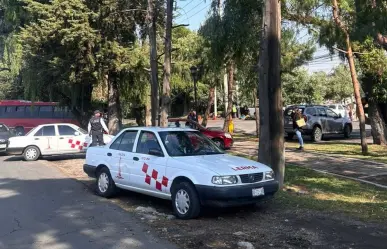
[{"xmin": 42, "ymin": 157, "xmax": 387, "ymax": 249}]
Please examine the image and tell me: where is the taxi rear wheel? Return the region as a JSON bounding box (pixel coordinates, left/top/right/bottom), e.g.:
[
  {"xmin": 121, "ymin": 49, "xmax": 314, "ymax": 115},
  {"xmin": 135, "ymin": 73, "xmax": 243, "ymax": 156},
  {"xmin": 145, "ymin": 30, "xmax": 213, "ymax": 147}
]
[
  {"xmin": 23, "ymin": 146, "xmax": 40, "ymax": 161},
  {"xmin": 172, "ymin": 182, "xmax": 201, "ymax": 219},
  {"xmin": 96, "ymin": 167, "xmax": 116, "ymax": 198}
]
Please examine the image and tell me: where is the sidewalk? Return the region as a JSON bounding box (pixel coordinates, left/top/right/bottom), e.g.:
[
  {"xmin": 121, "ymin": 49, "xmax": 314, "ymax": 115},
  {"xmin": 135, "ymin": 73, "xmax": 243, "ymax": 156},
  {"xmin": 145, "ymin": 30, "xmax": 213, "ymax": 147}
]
[{"xmin": 230, "ymin": 140, "xmax": 387, "ymax": 188}]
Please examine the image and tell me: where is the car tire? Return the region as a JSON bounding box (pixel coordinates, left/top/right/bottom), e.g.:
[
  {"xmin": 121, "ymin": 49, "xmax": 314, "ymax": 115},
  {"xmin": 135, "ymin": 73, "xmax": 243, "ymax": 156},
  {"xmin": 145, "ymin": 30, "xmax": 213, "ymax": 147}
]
[
  {"xmin": 213, "ymin": 138, "xmax": 225, "ymax": 149},
  {"xmin": 96, "ymin": 167, "xmax": 116, "ymax": 198},
  {"xmin": 312, "ymin": 126, "xmax": 322, "ymax": 142},
  {"xmin": 344, "ymin": 124, "xmax": 351, "ymax": 138},
  {"xmin": 171, "ymin": 182, "xmax": 201, "ymax": 220},
  {"xmin": 23, "ymin": 146, "xmax": 40, "ymax": 161}
]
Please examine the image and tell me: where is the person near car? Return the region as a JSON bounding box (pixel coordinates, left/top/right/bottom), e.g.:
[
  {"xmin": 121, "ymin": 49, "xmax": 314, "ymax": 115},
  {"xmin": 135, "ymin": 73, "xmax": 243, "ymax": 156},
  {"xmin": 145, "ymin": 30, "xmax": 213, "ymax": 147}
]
[
  {"xmin": 232, "ymin": 104, "xmax": 237, "ymax": 118},
  {"xmin": 291, "ymin": 108, "xmax": 304, "ymax": 151},
  {"xmin": 187, "ymin": 110, "xmax": 198, "ymax": 129},
  {"xmin": 88, "ymin": 110, "xmax": 109, "ymax": 146}
]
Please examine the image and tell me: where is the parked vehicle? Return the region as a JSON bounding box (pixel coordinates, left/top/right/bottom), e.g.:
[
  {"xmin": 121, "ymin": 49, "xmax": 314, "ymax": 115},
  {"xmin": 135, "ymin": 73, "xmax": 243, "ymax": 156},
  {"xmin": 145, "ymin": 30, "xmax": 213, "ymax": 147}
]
[
  {"xmin": 7, "ymin": 123, "xmax": 113, "ymax": 161},
  {"xmin": 0, "ymin": 100, "xmax": 80, "ymax": 136},
  {"xmin": 328, "ymin": 104, "xmax": 348, "ymax": 118},
  {"xmin": 0, "ymin": 123, "xmax": 14, "ymax": 153},
  {"xmin": 284, "ymin": 105, "xmax": 352, "ymax": 142},
  {"xmin": 167, "ymin": 118, "xmax": 233, "ymax": 149},
  {"xmin": 84, "ymin": 127, "xmax": 278, "ymax": 219}
]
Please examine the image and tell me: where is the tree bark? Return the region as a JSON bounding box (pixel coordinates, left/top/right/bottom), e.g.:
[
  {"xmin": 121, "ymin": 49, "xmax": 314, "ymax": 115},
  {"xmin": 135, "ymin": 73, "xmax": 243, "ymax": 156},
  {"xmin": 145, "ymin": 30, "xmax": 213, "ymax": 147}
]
[
  {"xmin": 160, "ymin": 0, "xmax": 173, "ymax": 127},
  {"xmin": 202, "ymin": 87, "xmax": 215, "ymax": 127},
  {"xmin": 145, "ymin": 94, "xmax": 152, "ymax": 126},
  {"xmin": 258, "ymin": 0, "xmax": 284, "ymax": 187},
  {"xmin": 253, "ymin": 89, "xmax": 260, "ymax": 138},
  {"xmin": 332, "ymin": 0, "xmax": 368, "ymax": 154},
  {"xmin": 147, "ymin": 0, "xmax": 159, "ymax": 126},
  {"xmin": 107, "ymin": 73, "xmax": 122, "ymax": 135},
  {"xmin": 223, "ymin": 61, "xmax": 234, "ymax": 132}
]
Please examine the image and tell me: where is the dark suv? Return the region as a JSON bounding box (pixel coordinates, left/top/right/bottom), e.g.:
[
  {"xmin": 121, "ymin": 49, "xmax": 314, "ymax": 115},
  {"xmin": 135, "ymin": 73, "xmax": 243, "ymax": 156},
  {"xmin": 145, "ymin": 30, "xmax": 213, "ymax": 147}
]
[{"xmin": 284, "ymin": 105, "xmax": 352, "ymax": 142}]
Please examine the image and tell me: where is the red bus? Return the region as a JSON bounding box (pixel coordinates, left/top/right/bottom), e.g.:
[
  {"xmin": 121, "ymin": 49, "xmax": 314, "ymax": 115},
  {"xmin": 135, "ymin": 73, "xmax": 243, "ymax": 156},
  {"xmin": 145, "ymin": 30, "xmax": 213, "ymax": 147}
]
[{"xmin": 0, "ymin": 100, "xmax": 80, "ymax": 135}]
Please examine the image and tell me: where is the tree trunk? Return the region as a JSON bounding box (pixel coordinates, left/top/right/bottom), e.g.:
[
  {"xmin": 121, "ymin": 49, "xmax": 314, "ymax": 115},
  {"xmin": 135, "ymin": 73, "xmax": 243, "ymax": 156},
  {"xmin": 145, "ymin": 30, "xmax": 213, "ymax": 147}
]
[
  {"xmin": 202, "ymin": 87, "xmax": 215, "ymax": 127},
  {"xmin": 258, "ymin": 0, "xmax": 284, "ymax": 187},
  {"xmin": 147, "ymin": 0, "xmax": 159, "ymax": 126},
  {"xmin": 369, "ymin": 101, "xmax": 387, "ymax": 145},
  {"xmin": 332, "ymin": 0, "xmax": 368, "ymax": 154},
  {"xmin": 253, "ymin": 89, "xmax": 260, "ymax": 138},
  {"xmin": 223, "ymin": 61, "xmax": 234, "ymax": 132},
  {"xmin": 145, "ymin": 94, "xmax": 152, "ymax": 126},
  {"xmin": 107, "ymin": 73, "xmax": 122, "ymax": 135},
  {"xmin": 160, "ymin": 0, "xmax": 173, "ymax": 127}
]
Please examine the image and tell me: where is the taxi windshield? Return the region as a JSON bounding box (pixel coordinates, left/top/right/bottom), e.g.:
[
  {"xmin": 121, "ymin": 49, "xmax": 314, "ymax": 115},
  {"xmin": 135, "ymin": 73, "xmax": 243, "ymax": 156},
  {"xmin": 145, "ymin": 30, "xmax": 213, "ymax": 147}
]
[{"xmin": 158, "ymin": 131, "xmax": 224, "ymax": 157}]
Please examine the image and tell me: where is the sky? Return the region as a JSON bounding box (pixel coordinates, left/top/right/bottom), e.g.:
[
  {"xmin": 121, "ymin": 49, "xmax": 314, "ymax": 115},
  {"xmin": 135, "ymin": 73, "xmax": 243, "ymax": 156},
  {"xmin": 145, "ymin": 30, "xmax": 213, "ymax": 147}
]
[{"xmin": 175, "ymin": 0, "xmax": 343, "ymax": 74}]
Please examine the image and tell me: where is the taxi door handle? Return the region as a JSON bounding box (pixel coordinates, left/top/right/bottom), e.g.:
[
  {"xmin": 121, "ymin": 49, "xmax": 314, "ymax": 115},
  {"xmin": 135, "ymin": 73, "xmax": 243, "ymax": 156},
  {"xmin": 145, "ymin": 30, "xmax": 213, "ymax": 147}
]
[
  {"xmin": 34, "ymin": 138, "xmax": 40, "ymax": 140},
  {"xmin": 59, "ymin": 137, "xmax": 64, "ymax": 139},
  {"xmin": 107, "ymin": 153, "xmax": 112, "ymax": 157},
  {"xmin": 133, "ymin": 157, "xmax": 139, "ymax": 161}
]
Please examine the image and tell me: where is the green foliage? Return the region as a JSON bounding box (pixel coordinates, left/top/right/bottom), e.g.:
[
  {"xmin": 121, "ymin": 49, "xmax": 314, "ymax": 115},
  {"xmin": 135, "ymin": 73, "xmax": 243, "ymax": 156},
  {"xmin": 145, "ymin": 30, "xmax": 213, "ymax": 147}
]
[{"xmin": 325, "ymin": 64, "xmax": 353, "ymax": 102}]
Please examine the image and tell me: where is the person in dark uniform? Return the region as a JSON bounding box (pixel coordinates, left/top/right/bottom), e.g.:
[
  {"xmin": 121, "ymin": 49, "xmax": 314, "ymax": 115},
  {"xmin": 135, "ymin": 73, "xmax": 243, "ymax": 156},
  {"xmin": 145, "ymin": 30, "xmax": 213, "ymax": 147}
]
[{"xmin": 88, "ymin": 110, "xmax": 109, "ymax": 146}]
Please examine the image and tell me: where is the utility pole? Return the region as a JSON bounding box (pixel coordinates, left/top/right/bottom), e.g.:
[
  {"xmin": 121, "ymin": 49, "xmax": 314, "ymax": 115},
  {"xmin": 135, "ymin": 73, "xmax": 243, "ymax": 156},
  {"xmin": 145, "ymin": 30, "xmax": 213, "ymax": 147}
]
[
  {"xmin": 160, "ymin": 0, "xmax": 173, "ymax": 127},
  {"xmin": 258, "ymin": 0, "xmax": 284, "ymax": 186},
  {"xmin": 214, "ymin": 86, "xmax": 217, "ymax": 119},
  {"xmin": 147, "ymin": 0, "xmax": 159, "ymax": 126}
]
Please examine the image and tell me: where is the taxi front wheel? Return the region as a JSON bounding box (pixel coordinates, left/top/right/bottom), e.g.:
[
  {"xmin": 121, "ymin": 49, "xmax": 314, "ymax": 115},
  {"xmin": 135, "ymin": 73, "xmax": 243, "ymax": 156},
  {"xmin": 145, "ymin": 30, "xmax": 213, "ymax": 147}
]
[
  {"xmin": 172, "ymin": 182, "xmax": 201, "ymax": 219},
  {"xmin": 23, "ymin": 146, "xmax": 40, "ymax": 161}
]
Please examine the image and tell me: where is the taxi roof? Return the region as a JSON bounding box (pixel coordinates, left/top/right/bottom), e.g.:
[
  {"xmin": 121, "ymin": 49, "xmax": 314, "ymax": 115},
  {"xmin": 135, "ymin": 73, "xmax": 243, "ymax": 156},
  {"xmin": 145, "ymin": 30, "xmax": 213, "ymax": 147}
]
[{"xmin": 123, "ymin": 126, "xmax": 196, "ymax": 132}]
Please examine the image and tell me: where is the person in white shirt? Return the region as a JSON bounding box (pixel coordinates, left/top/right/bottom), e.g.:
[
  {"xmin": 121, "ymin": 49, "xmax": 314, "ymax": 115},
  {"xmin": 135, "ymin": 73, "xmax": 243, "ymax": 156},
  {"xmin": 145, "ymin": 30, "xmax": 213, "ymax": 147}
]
[{"xmin": 88, "ymin": 110, "xmax": 109, "ymax": 146}]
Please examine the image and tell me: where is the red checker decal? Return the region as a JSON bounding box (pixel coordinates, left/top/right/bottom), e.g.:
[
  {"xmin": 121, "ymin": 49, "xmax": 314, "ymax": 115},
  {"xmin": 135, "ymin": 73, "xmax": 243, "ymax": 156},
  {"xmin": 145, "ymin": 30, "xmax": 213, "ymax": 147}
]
[
  {"xmin": 71, "ymin": 144, "xmax": 76, "ymax": 148},
  {"xmin": 155, "ymin": 181, "xmax": 162, "ymax": 191},
  {"xmin": 162, "ymin": 176, "xmax": 169, "ymax": 187},
  {"xmin": 78, "ymin": 146, "xmax": 83, "ymax": 150},
  {"xmin": 145, "ymin": 175, "xmax": 151, "ymax": 184},
  {"xmin": 68, "ymin": 139, "xmax": 73, "ymax": 143},
  {"xmin": 83, "ymin": 142, "xmax": 88, "ymax": 147},
  {"xmin": 75, "ymin": 141, "xmax": 81, "ymax": 145},
  {"xmin": 151, "ymin": 169, "xmax": 158, "ymax": 180},
  {"xmin": 142, "ymin": 163, "xmax": 149, "ymax": 173}
]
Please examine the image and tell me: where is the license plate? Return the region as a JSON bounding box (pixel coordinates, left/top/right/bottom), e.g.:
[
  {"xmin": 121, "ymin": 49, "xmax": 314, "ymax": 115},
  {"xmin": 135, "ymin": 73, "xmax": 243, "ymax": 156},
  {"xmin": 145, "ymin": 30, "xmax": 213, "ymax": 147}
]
[
  {"xmin": 252, "ymin": 187, "xmax": 265, "ymax": 197},
  {"xmin": 0, "ymin": 144, "xmax": 6, "ymax": 148}
]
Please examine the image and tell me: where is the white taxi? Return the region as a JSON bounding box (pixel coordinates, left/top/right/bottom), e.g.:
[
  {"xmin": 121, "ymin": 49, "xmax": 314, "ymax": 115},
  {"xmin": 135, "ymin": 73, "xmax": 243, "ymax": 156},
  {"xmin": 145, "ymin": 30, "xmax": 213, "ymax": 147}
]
[
  {"xmin": 7, "ymin": 123, "xmax": 113, "ymax": 161},
  {"xmin": 84, "ymin": 127, "xmax": 279, "ymax": 219}
]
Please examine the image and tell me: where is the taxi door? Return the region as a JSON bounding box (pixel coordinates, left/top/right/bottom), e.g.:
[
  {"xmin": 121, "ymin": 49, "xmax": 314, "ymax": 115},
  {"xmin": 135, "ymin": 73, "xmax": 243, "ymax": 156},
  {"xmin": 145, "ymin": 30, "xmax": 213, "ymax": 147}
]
[
  {"xmin": 131, "ymin": 131, "xmax": 169, "ymax": 193},
  {"xmin": 32, "ymin": 125, "xmax": 59, "ymax": 155},
  {"xmin": 107, "ymin": 130, "xmax": 138, "ymax": 185},
  {"xmin": 57, "ymin": 124, "xmax": 83, "ymax": 153}
]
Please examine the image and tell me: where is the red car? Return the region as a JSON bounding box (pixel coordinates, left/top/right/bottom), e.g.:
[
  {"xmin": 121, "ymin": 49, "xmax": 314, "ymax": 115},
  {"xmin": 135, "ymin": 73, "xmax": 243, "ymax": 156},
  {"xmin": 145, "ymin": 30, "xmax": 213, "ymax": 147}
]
[{"xmin": 168, "ymin": 118, "xmax": 233, "ymax": 149}]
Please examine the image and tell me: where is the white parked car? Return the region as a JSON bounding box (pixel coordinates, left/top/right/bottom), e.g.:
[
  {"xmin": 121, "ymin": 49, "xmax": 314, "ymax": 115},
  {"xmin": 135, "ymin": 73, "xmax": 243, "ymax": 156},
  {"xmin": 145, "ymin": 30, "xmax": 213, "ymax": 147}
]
[
  {"xmin": 7, "ymin": 123, "xmax": 113, "ymax": 161},
  {"xmin": 328, "ymin": 104, "xmax": 348, "ymax": 118},
  {"xmin": 84, "ymin": 127, "xmax": 279, "ymax": 219}
]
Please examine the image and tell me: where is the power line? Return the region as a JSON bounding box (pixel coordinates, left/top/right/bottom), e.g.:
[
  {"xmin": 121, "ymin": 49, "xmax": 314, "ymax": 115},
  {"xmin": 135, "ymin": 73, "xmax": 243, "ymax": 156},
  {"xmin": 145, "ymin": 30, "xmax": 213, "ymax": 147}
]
[
  {"xmin": 180, "ymin": 0, "xmax": 194, "ymax": 9},
  {"xmin": 182, "ymin": 1, "xmax": 204, "ymax": 15},
  {"xmin": 181, "ymin": 2, "xmax": 211, "ymax": 22}
]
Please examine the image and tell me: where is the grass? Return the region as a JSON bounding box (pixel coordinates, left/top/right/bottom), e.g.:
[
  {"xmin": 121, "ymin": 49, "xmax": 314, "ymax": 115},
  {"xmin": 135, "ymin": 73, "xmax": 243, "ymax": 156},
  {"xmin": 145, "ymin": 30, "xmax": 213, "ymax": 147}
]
[
  {"xmin": 286, "ymin": 141, "xmax": 387, "ymax": 164},
  {"xmin": 230, "ymin": 151, "xmax": 387, "ymax": 221},
  {"xmin": 277, "ymin": 165, "xmax": 387, "ymax": 221}
]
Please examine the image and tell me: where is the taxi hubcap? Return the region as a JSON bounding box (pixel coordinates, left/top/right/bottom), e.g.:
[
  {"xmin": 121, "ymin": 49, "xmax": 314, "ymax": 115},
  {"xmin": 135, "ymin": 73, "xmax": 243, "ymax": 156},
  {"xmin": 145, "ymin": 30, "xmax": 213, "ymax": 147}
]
[
  {"xmin": 25, "ymin": 148, "xmax": 37, "ymax": 159},
  {"xmin": 98, "ymin": 173, "xmax": 109, "ymax": 193},
  {"xmin": 175, "ymin": 189, "xmax": 190, "ymax": 215}
]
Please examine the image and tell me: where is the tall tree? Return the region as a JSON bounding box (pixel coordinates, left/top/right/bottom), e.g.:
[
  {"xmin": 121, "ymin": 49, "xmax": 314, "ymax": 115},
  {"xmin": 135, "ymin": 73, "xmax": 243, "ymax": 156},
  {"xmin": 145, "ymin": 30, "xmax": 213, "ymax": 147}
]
[
  {"xmin": 160, "ymin": 0, "xmax": 173, "ymax": 127},
  {"xmin": 258, "ymin": 0, "xmax": 284, "ymax": 186}
]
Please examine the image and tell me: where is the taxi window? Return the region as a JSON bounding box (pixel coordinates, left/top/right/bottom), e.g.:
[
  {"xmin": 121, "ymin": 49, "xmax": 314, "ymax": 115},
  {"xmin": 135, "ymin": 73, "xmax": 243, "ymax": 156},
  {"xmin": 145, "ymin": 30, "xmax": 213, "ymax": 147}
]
[
  {"xmin": 136, "ymin": 131, "xmax": 163, "ymax": 155},
  {"xmin": 118, "ymin": 131, "xmax": 137, "ymax": 152},
  {"xmin": 35, "ymin": 126, "xmax": 56, "ymax": 136},
  {"xmin": 58, "ymin": 125, "xmax": 77, "ymax": 136}
]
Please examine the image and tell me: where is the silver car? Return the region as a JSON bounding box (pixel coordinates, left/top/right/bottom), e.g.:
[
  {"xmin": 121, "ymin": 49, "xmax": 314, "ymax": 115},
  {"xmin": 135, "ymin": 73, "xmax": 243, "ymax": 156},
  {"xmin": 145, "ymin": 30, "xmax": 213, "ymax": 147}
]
[{"xmin": 284, "ymin": 105, "xmax": 352, "ymax": 142}]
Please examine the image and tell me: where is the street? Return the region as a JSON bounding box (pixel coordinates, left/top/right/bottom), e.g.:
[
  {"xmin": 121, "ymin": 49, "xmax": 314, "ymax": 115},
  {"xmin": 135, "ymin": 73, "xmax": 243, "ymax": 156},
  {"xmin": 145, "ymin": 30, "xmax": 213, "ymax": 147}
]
[{"xmin": 0, "ymin": 157, "xmax": 177, "ymax": 249}]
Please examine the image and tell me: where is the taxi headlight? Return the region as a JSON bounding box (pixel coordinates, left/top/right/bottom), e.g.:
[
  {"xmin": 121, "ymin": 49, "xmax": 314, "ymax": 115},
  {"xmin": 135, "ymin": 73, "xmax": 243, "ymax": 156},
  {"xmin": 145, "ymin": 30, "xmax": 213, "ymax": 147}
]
[
  {"xmin": 0, "ymin": 139, "xmax": 6, "ymax": 143},
  {"xmin": 212, "ymin": 175, "xmax": 238, "ymax": 185},
  {"xmin": 224, "ymin": 133, "xmax": 232, "ymax": 139},
  {"xmin": 265, "ymin": 171, "xmax": 275, "ymax": 180}
]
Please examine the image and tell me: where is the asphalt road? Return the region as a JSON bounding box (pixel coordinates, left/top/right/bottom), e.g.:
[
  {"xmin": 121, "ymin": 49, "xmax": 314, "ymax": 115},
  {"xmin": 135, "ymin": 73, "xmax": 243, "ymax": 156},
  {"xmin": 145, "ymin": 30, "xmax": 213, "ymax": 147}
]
[{"xmin": 0, "ymin": 157, "xmax": 177, "ymax": 249}]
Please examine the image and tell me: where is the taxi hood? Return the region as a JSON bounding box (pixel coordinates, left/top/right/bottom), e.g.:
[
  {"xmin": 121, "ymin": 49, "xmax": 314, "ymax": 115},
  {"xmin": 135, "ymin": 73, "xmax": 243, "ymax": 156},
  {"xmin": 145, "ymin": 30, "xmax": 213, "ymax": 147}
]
[{"xmin": 171, "ymin": 154, "xmax": 272, "ymax": 175}]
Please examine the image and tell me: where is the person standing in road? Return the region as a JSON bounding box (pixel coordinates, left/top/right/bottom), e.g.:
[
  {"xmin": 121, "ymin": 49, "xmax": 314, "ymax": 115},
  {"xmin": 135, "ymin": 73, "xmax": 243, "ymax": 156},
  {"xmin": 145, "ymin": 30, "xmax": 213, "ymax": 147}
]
[
  {"xmin": 291, "ymin": 107, "xmax": 304, "ymax": 151},
  {"xmin": 88, "ymin": 110, "xmax": 109, "ymax": 146}
]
